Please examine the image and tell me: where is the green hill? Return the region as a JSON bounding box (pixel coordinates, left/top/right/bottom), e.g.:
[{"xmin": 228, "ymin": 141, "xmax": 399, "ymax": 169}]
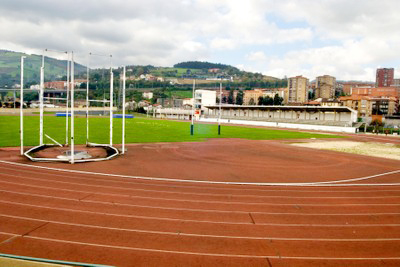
[
  {"xmin": 173, "ymin": 61, "xmax": 239, "ymax": 71},
  {"xmin": 0, "ymin": 50, "xmax": 86, "ymax": 87},
  {"xmin": 173, "ymin": 61, "xmax": 279, "ymax": 81}
]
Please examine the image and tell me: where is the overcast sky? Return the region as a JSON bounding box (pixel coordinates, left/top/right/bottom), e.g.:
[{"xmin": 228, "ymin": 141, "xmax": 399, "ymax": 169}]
[{"xmin": 1, "ymin": 0, "xmax": 399, "ymax": 81}]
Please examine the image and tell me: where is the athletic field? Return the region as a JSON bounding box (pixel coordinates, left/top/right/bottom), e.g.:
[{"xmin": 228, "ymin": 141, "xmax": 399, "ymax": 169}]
[
  {"xmin": 0, "ymin": 115, "xmax": 340, "ymax": 147},
  {"xmin": 1, "ymin": 115, "xmax": 400, "ymax": 266}
]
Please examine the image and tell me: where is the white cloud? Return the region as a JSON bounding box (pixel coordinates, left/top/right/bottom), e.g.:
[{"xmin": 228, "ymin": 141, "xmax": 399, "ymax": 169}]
[
  {"xmin": 0, "ymin": 0, "xmax": 399, "ymax": 81},
  {"xmin": 272, "ymin": 0, "xmax": 400, "ymax": 40},
  {"xmin": 264, "ymin": 37, "xmax": 400, "ymax": 80},
  {"xmin": 210, "ymin": 38, "xmax": 236, "ymax": 50},
  {"xmin": 246, "ymin": 51, "xmax": 267, "ymax": 62}
]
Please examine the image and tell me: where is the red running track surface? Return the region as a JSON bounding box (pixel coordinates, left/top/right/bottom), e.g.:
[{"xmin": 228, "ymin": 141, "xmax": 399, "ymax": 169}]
[{"xmin": 0, "ymin": 138, "xmax": 399, "ymax": 266}]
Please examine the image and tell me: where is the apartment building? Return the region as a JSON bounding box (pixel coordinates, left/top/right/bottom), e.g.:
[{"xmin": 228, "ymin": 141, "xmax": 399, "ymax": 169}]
[
  {"xmin": 341, "ymin": 82, "xmax": 374, "ymax": 95},
  {"xmin": 376, "ymin": 68, "xmax": 394, "ymax": 87},
  {"xmin": 194, "ymin": 89, "xmax": 216, "ymax": 111},
  {"xmin": 391, "ymin": 78, "xmax": 400, "ymax": 87},
  {"xmin": 285, "ymin": 76, "xmax": 309, "ymax": 104},
  {"xmin": 339, "ymin": 95, "xmax": 397, "ymax": 117},
  {"xmin": 315, "ymin": 75, "xmax": 336, "ymax": 99},
  {"xmin": 243, "ymin": 89, "xmax": 263, "ymax": 105},
  {"xmin": 351, "ymin": 86, "xmax": 399, "ymax": 97},
  {"xmin": 262, "ymin": 88, "xmax": 286, "ymax": 99}
]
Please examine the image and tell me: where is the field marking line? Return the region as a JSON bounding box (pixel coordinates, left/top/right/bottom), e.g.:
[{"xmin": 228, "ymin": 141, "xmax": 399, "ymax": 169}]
[
  {"xmin": 2, "ymin": 164, "xmax": 400, "ymax": 195},
  {"xmin": 2, "ymin": 174, "xmax": 400, "ymax": 200},
  {"xmin": 0, "ymin": 160, "xmax": 399, "ymax": 186},
  {"xmin": 3, "ymin": 214, "xmax": 400, "ymax": 242},
  {"xmin": 2, "ymin": 232, "xmax": 400, "ymax": 260}
]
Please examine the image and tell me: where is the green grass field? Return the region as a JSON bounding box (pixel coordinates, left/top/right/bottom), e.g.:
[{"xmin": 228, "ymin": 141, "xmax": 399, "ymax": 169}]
[
  {"xmin": 171, "ymin": 91, "xmax": 193, "ymax": 98},
  {"xmin": 151, "ymin": 67, "xmax": 203, "ymax": 77},
  {"xmin": 0, "ymin": 115, "xmax": 342, "ymax": 147}
]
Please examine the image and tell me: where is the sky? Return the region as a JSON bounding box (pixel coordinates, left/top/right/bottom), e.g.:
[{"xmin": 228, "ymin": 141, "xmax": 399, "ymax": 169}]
[{"xmin": 1, "ymin": 0, "xmax": 400, "ymax": 81}]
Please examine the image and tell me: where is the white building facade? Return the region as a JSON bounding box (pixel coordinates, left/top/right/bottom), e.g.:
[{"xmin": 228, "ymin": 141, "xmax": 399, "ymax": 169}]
[{"xmin": 194, "ymin": 90, "xmax": 216, "ymax": 111}]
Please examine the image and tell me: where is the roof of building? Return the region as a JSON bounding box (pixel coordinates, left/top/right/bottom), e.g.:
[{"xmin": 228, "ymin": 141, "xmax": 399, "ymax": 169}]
[
  {"xmin": 339, "ymin": 95, "xmax": 398, "ymax": 101},
  {"xmin": 303, "ymin": 101, "xmax": 321, "ymax": 106},
  {"xmin": 205, "ymin": 105, "xmax": 356, "ymax": 113}
]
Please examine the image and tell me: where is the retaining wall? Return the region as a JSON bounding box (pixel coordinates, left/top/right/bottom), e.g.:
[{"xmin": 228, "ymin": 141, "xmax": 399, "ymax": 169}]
[{"xmin": 200, "ymin": 118, "xmax": 357, "ymax": 133}]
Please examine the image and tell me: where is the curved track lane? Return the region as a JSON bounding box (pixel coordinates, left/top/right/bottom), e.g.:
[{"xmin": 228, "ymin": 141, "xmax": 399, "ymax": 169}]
[{"xmin": 0, "ymin": 139, "xmax": 400, "ymax": 267}]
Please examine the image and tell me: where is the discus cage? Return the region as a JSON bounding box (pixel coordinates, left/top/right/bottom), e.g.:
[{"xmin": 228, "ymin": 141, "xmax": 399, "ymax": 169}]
[{"xmin": 20, "ymin": 49, "xmax": 127, "ymax": 164}]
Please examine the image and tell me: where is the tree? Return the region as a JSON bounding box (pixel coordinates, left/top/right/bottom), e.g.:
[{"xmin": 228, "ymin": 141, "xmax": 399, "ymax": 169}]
[
  {"xmin": 236, "ymin": 90, "xmax": 244, "ymax": 105},
  {"xmin": 136, "ymin": 67, "xmax": 145, "ymax": 76},
  {"xmin": 152, "ymin": 88, "xmax": 168, "ymax": 100},
  {"xmin": 273, "ymin": 94, "xmax": 283, "ymax": 105},
  {"xmin": 228, "ymin": 89, "xmax": 234, "ymax": 104},
  {"xmin": 308, "ymin": 90, "xmax": 315, "ymax": 100},
  {"xmin": 263, "ymin": 96, "xmax": 273, "ymax": 105},
  {"xmin": 127, "ymin": 90, "xmax": 143, "ymax": 103},
  {"xmin": 258, "ymin": 96, "xmax": 264, "ymax": 105}
]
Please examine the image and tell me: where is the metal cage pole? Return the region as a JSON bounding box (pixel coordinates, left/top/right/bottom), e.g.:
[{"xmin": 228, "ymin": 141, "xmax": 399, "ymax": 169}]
[
  {"xmin": 66, "ymin": 55, "xmax": 70, "ymax": 145},
  {"xmin": 86, "ymin": 54, "xmax": 90, "ymax": 145},
  {"xmin": 218, "ymin": 81, "xmax": 222, "ymax": 135},
  {"xmin": 39, "ymin": 52, "xmax": 45, "ymax": 145},
  {"xmin": 122, "ymin": 66, "xmax": 126, "ymax": 154},
  {"xmin": 191, "ymin": 79, "xmax": 195, "ymax": 135},
  {"xmin": 70, "ymin": 52, "xmax": 75, "ymax": 164},
  {"xmin": 20, "ymin": 56, "xmax": 26, "ymax": 155},
  {"xmin": 109, "ymin": 60, "xmax": 113, "ymax": 146}
]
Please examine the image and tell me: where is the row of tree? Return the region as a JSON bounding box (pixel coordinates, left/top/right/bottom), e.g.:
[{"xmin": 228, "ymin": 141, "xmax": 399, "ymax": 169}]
[
  {"xmin": 258, "ymin": 94, "xmax": 284, "ymax": 106},
  {"xmin": 217, "ymin": 90, "xmax": 284, "ymax": 106}
]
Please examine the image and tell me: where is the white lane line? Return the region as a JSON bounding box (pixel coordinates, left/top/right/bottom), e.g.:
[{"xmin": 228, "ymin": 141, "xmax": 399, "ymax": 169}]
[
  {"xmin": 1, "ymin": 160, "xmax": 399, "ymax": 186},
  {"xmin": 3, "ymin": 165, "xmax": 400, "ymax": 197},
  {"xmin": 2, "ymin": 232, "xmax": 400, "ymax": 260},
  {"xmin": 0, "ymin": 165, "xmax": 400, "ymax": 197},
  {"xmin": 1, "ymin": 188, "xmax": 400, "ymax": 218},
  {"xmin": 2, "ymin": 214, "xmax": 400, "ymax": 242},
  {"xmin": 1, "ymin": 179, "xmax": 399, "ymax": 210},
  {"xmin": 1, "ymin": 200, "xmax": 400, "ymax": 226},
  {"xmin": 0, "ymin": 233, "xmax": 19, "ymax": 245}
]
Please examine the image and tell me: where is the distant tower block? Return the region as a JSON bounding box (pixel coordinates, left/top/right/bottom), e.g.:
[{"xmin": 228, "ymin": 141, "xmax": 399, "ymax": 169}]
[
  {"xmin": 285, "ymin": 75, "xmax": 309, "ymax": 104},
  {"xmin": 376, "ymin": 68, "xmax": 394, "ymax": 87},
  {"xmin": 315, "ymin": 75, "xmax": 336, "ymax": 99}
]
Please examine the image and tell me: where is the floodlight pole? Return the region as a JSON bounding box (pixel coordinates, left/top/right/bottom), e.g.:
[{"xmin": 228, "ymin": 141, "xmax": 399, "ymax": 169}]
[
  {"xmin": 70, "ymin": 51, "xmax": 75, "ymax": 164},
  {"xmin": 39, "ymin": 52, "xmax": 45, "ymax": 146},
  {"xmin": 122, "ymin": 66, "xmax": 126, "ymax": 154},
  {"xmin": 218, "ymin": 81, "xmax": 222, "ymax": 135},
  {"xmin": 20, "ymin": 56, "xmax": 26, "ymax": 155},
  {"xmin": 191, "ymin": 79, "xmax": 195, "ymax": 135},
  {"xmin": 86, "ymin": 54, "xmax": 90, "ymax": 145},
  {"xmin": 109, "ymin": 56, "xmax": 113, "ymax": 146},
  {"xmin": 66, "ymin": 55, "xmax": 70, "ymax": 145}
]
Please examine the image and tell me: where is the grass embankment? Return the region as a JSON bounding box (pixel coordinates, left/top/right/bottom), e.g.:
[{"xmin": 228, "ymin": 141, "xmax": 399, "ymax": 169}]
[{"xmin": 0, "ymin": 115, "xmax": 342, "ymax": 147}]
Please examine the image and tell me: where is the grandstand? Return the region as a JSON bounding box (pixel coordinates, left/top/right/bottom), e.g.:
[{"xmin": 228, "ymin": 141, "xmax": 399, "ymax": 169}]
[{"xmin": 204, "ymin": 105, "xmax": 357, "ymax": 128}]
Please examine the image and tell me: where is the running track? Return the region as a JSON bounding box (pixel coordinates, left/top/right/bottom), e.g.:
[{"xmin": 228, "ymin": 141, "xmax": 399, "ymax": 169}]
[{"xmin": 0, "ymin": 137, "xmax": 400, "ymax": 266}]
